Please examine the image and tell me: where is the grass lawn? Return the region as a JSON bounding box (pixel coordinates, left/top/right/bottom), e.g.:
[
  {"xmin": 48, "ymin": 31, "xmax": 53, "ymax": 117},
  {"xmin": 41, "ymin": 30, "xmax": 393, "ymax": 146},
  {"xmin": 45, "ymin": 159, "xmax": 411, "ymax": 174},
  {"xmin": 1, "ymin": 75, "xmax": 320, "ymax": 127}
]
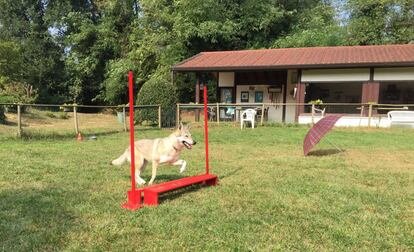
[
  {"xmin": 0, "ymin": 125, "xmax": 413, "ymax": 251},
  {"xmin": 0, "ymin": 109, "xmax": 127, "ymax": 139}
]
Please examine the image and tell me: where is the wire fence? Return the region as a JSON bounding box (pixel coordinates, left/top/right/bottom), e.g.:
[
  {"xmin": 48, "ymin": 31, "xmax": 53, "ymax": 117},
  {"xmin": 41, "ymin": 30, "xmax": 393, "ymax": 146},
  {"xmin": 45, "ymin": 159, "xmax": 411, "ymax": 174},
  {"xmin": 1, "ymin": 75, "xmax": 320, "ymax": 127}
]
[
  {"xmin": 0, "ymin": 103, "xmax": 163, "ymax": 138},
  {"xmin": 177, "ymin": 102, "xmax": 414, "ymax": 128},
  {"xmin": 2, "ymin": 102, "xmax": 413, "ymax": 139}
]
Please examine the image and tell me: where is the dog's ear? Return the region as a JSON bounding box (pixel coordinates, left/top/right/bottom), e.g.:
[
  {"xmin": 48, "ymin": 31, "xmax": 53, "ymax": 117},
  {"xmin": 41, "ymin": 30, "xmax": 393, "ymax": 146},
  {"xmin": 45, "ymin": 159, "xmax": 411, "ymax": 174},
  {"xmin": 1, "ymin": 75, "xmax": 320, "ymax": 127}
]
[{"xmin": 178, "ymin": 122, "xmax": 184, "ymax": 130}]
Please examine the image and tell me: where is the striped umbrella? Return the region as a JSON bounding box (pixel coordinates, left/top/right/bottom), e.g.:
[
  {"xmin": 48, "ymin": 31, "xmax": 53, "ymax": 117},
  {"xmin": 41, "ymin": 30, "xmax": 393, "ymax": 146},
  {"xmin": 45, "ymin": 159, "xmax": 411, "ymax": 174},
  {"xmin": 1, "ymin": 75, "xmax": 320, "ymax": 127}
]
[{"xmin": 303, "ymin": 115, "xmax": 342, "ymax": 156}]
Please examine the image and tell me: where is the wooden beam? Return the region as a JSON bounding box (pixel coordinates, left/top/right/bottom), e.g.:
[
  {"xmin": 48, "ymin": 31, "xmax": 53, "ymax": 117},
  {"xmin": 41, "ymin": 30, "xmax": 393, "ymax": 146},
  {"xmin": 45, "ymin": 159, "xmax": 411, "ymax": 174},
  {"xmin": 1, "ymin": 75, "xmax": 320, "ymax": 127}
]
[
  {"xmin": 17, "ymin": 105, "xmax": 22, "ymax": 137},
  {"xmin": 295, "ymin": 70, "xmax": 304, "ymax": 122},
  {"xmin": 195, "ymin": 73, "xmax": 200, "ymax": 104},
  {"xmin": 361, "ymin": 82, "xmax": 380, "ymax": 116},
  {"xmin": 195, "ymin": 73, "xmax": 201, "ymax": 122},
  {"xmin": 282, "ymin": 82, "xmax": 287, "ymax": 123},
  {"xmin": 73, "ymin": 105, "xmax": 79, "ymax": 134}
]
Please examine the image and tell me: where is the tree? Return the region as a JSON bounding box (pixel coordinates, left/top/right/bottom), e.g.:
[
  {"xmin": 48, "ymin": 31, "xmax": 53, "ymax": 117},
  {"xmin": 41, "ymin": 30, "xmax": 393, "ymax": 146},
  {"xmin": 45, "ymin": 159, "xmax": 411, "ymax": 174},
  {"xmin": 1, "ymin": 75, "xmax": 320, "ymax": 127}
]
[
  {"xmin": 130, "ymin": 0, "xmax": 327, "ymax": 102},
  {"xmin": 2, "ymin": 0, "xmax": 410, "ymax": 107},
  {"xmin": 273, "ymin": 2, "xmax": 349, "ymax": 48},
  {"xmin": 345, "ymin": 0, "xmax": 414, "ymax": 45},
  {"xmin": 0, "ymin": 0, "xmax": 67, "ymax": 103},
  {"xmin": 0, "ymin": 41, "xmax": 22, "ymax": 81},
  {"xmin": 63, "ymin": 0, "xmax": 138, "ymax": 104},
  {"xmin": 0, "ymin": 41, "xmax": 37, "ymax": 104}
]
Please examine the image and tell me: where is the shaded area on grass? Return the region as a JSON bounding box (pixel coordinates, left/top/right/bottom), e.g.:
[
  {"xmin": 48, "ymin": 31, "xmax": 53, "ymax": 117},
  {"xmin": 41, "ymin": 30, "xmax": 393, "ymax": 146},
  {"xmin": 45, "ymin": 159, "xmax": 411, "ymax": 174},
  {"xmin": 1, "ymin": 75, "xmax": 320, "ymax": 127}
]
[
  {"xmin": 0, "ymin": 188, "xmax": 77, "ymax": 251},
  {"xmin": 307, "ymin": 149, "xmax": 344, "ymax": 156}
]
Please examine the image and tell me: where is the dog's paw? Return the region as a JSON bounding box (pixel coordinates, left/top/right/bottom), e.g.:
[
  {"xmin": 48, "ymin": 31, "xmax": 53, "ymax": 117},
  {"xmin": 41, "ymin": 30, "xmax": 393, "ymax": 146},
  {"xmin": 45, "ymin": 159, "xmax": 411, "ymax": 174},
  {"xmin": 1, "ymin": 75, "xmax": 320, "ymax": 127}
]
[
  {"xmin": 179, "ymin": 161, "xmax": 187, "ymax": 173},
  {"xmin": 136, "ymin": 178, "xmax": 146, "ymax": 185}
]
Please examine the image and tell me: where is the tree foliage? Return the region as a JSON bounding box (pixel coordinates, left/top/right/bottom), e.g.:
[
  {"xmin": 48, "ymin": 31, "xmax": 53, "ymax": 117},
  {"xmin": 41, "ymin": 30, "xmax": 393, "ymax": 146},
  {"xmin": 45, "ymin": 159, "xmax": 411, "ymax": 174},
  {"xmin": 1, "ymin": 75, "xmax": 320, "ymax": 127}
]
[
  {"xmin": 346, "ymin": 0, "xmax": 414, "ymax": 45},
  {"xmin": 0, "ymin": 0, "xmax": 412, "ymax": 106},
  {"xmin": 274, "ymin": 3, "xmax": 350, "ymax": 48}
]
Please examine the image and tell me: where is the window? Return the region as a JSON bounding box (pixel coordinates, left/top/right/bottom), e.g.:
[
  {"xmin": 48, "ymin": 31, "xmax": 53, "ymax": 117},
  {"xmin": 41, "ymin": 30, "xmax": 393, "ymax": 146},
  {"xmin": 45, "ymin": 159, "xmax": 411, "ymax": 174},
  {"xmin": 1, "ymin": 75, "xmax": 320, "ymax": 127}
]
[
  {"xmin": 255, "ymin": 91, "xmax": 263, "ymax": 103},
  {"xmin": 305, "ymin": 82, "xmax": 362, "ymax": 113},
  {"xmin": 380, "ymin": 83, "xmax": 414, "ymax": 104}
]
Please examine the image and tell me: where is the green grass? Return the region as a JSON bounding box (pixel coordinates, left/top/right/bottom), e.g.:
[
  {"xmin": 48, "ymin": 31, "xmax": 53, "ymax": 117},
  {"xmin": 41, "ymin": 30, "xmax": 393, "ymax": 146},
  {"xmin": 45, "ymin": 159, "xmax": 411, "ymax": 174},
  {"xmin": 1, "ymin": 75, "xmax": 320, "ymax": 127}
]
[{"xmin": 0, "ymin": 126, "xmax": 413, "ymax": 251}]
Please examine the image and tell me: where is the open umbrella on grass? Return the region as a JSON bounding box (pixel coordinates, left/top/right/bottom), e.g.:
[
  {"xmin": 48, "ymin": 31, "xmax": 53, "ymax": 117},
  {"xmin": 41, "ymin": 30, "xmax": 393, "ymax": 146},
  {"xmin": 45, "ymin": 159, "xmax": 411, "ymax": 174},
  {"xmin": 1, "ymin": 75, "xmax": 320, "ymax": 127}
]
[{"xmin": 303, "ymin": 114, "xmax": 343, "ymax": 156}]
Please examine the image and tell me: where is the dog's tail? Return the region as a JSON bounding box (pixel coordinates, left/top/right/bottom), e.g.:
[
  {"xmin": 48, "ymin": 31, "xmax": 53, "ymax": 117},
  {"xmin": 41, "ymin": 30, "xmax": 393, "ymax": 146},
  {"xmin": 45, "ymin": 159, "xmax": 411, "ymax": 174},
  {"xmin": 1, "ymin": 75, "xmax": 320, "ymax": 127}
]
[{"xmin": 111, "ymin": 151, "xmax": 128, "ymax": 166}]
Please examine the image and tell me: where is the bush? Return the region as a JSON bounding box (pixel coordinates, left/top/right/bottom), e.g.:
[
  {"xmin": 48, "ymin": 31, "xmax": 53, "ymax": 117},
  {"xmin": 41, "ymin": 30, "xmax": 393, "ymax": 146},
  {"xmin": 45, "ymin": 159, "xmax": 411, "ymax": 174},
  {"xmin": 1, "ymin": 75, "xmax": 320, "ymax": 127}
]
[
  {"xmin": 58, "ymin": 112, "xmax": 69, "ymax": 119},
  {"xmin": 0, "ymin": 105, "xmax": 5, "ymax": 123},
  {"xmin": 135, "ymin": 76, "xmax": 178, "ymax": 127},
  {"xmin": 45, "ymin": 111, "xmax": 69, "ymax": 119},
  {"xmin": 45, "ymin": 112, "xmax": 56, "ymax": 118}
]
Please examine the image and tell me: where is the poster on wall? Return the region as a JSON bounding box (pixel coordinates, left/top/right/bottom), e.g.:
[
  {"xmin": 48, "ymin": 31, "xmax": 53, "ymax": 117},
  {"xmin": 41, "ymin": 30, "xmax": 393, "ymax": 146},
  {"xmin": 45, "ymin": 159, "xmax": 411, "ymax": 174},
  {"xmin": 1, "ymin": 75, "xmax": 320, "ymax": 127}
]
[
  {"xmin": 255, "ymin": 91, "xmax": 263, "ymax": 103},
  {"xmin": 221, "ymin": 88, "xmax": 233, "ymax": 103}
]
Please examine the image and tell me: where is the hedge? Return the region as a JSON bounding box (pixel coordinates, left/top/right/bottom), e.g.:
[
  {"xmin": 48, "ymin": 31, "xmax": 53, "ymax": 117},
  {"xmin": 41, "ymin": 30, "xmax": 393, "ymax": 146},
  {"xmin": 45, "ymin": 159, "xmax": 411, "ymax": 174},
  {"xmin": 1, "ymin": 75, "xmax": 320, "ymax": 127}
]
[{"xmin": 135, "ymin": 77, "xmax": 178, "ymax": 127}]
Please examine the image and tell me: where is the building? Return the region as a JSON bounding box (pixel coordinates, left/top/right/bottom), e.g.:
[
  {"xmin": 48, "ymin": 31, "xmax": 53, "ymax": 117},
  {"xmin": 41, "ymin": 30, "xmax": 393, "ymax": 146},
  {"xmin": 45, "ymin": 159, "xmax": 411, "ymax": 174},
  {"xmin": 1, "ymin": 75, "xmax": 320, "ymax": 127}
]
[{"xmin": 172, "ymin": 44, "xmax": 414, "ymax": 126}]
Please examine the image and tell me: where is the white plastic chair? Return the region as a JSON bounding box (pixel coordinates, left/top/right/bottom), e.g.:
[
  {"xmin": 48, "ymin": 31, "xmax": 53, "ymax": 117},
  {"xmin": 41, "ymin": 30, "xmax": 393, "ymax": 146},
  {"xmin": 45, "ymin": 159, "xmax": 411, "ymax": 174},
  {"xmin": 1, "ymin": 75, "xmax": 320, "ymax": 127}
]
[
  {"xmin": 314, "ymin": 107, "xmax": 326, "ymax": 117},
  {"xmin": 241, "ymin": 109, "xmax": 256, "ymax": 129}
]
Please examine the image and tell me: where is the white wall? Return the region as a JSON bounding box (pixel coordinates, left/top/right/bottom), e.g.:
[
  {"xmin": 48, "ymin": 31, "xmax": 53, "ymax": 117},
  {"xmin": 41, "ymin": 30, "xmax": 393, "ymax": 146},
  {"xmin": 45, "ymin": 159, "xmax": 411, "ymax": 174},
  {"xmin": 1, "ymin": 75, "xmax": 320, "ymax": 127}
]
[
  {"xmin": 374, "ymin": 67, "xmax": 414, "ymax": 81},
  {"xmin": 236, "ymin": 85, "xmax": 284, "ymax": 122},
  {"xmin": 236, "ymin": 85, "xmax": 269, "ymax": 103},
  {"xmin": 218, "ymin": 72, "xmax": 235, "ymax": 87},
  {"xmin": 301, "ymin": 69, "xmax": 370, "ymax": 82},
  {"xmin": 298, "ymin": 115, "xmax": 392, "ymax": 128}
]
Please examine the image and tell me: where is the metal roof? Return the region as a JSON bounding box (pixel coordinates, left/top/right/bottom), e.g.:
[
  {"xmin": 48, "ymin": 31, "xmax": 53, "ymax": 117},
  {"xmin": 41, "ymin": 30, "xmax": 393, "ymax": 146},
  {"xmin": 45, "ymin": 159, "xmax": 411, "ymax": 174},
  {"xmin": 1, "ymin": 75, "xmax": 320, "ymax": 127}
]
[{"xmin": 172, "ymin": 44, "xmax": 414, "ymax": 71}]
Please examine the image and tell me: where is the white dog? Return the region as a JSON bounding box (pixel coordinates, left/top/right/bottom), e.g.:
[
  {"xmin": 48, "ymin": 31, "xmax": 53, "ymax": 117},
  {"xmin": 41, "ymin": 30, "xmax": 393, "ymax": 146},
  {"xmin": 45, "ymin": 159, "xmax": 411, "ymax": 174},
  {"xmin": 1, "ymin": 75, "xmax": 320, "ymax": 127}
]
[{"xmin": 112, "ymin": 123, "xmax": 196, "ymax": 185}]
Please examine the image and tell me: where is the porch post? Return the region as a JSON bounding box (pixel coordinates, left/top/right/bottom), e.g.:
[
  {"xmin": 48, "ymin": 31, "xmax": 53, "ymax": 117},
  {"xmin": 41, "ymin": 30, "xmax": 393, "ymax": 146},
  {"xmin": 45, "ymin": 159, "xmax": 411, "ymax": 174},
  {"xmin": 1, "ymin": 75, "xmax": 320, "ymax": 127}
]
[
  {"xmin": 282, "ymin": 82, "xmax": 287, "ymax": 123},
  {"xmin": 216, "ymin": 72, "xmax": 220, "ymax": 122},
  {"xmin": 195, "ymin": 73, "xmax": 201, "ymax": 122},
  {"xmin": 295, "ymin": 82, "xmax": 305, "ymax": 122},
  {"xmin": 361, "ymin": 82, "xmax": 380, "ymax": 116}
]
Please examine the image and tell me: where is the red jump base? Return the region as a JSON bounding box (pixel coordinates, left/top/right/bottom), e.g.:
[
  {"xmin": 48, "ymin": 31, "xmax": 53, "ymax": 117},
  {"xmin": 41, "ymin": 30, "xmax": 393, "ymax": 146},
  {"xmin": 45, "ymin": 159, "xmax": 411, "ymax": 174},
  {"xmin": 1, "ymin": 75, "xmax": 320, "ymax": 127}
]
[
  {"xmin": 123, "ymin": 174, "xmax": 218, "ymax": 209},
  {"xmin": 121, "ymin": 189, "xmax": 143, "ymax": 210},
  {"xmin": 143, "ymin": 174, "xmax": 218, "ymax": 206}
]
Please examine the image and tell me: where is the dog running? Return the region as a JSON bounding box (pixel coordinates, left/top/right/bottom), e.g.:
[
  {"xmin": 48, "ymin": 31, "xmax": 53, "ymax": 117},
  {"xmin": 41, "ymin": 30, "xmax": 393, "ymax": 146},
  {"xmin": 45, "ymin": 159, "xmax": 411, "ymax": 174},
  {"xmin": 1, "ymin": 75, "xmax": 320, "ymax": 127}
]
[{"xmin": 111, "ymin": 123, "xmax": 196, "ymax": 185}]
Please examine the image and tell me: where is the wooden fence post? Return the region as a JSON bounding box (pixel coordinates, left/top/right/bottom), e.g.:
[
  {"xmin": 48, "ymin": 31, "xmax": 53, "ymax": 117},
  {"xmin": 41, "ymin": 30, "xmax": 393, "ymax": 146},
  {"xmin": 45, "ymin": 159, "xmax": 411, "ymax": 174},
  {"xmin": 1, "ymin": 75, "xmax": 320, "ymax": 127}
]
[
  {"xmin": 260, "ymin": 103, "xmax": 265, "ymax": 126},
  {"xmin": 176, "ymin": 104, "xmax": 180, "ymax": 127},
  {"xmin": 368, "ymin": 104, "xmax": 373, "ymax": 128},
  {"xmin": 311, "ymin": 104, "xmax": 315, "ymax": 124},
  {"xmin": 158, "ymin": 105, "xmax": 162, "ymax": 128},
  {"xmin": 73, "ymin": 105, "xmax": 79, "ymax": 134},
  {"xmin": 17, "ymin": 104, "xmax": 22, "ymax": 137},
  {"xmin": 123, "ymin": 106, "xmax": 127, "ymax": 132},
  {"xmin": 216, "ymin": 103, "xmax": 220, "ymax": 124}
]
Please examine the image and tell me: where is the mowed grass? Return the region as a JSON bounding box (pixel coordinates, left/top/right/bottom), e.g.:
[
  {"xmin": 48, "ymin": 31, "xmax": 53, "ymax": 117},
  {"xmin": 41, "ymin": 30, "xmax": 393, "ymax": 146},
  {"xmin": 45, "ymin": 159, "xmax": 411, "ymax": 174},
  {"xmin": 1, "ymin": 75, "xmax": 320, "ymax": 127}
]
[{"xmin": 0, "ymin": 125, "xmax": 413, "ymax": 251}]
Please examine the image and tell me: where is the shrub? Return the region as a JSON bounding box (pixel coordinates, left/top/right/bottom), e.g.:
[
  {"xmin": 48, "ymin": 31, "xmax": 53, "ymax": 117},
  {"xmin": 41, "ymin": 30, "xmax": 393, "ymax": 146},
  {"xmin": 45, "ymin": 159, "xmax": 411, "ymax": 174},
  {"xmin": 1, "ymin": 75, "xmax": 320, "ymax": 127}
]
[
  {"xmin": 0, "ymin": 105, "xmax": 5, "ymax": 123},
  {"xmin": 136, "ymin": 76, "xmax": 178, "ymax": 127},
  {"xmin": 45, "ymin": 112, "xmax": 56, "ymax": 118},
  {"xmin": 58, "ymin": 112, "xmax": 69, "ymax": 119},
  {"xmin": 45, "ymin": 111, "xmax": 69, "ymax": 119}
]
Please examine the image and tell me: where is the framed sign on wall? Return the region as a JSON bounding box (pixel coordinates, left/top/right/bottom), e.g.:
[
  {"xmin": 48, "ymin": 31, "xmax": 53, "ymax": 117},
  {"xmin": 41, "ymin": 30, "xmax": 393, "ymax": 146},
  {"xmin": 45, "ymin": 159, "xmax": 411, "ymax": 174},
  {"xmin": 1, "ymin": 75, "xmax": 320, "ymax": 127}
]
[
  {"xmin": 255, "ymin": 91, "xmax": 263, "ymax": 103},
  {"xmin": 241, "ymin": 91, "xmax": 249, "ymax": 102}
]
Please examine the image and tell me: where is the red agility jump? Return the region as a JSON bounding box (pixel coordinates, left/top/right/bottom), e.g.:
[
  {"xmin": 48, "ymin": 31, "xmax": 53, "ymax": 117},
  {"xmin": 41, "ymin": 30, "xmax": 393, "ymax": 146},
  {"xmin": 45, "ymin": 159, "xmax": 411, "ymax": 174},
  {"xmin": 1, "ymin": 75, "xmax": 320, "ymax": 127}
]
[{"xmin": 122, "ymin": 71, "xmax": 218, "ymax": 210}]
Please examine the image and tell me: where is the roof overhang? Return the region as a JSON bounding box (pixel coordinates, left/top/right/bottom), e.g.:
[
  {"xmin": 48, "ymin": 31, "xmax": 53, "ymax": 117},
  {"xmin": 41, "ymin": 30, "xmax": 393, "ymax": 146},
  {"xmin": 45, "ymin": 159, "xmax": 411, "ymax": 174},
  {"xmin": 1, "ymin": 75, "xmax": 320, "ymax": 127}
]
[
  {"xmin": 172, "ymin": 62, "xmax": 414, "ymax": 72},
  {"xmin": 172, "ymin": 44, "xmax": 414, "ymax": 73}
]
